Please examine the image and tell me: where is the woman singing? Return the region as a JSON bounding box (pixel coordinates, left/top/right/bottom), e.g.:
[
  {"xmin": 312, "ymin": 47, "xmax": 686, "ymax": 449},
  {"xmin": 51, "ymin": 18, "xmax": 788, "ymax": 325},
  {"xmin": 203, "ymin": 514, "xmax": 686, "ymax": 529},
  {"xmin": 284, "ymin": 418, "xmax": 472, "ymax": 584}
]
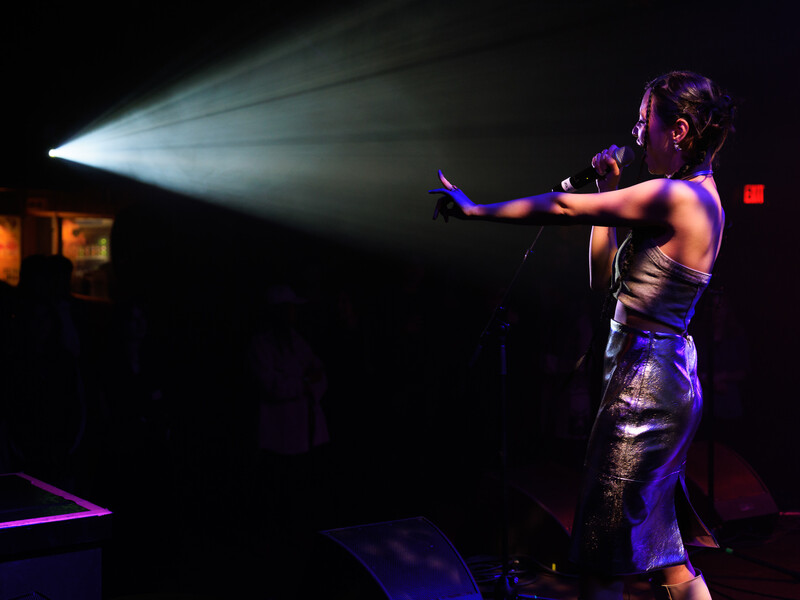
[{"xmin": 429, "ymin": 71, "xmax": 735, "ymax": 600}]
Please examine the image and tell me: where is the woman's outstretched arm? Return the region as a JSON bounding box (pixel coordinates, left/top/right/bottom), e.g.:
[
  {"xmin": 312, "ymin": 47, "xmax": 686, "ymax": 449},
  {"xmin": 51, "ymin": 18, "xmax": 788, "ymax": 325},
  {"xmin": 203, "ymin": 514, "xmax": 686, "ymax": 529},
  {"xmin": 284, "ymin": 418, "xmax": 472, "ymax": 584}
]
[{"xmin": 429, "ymin": 171, "xmax": 676, "ymax": 228}]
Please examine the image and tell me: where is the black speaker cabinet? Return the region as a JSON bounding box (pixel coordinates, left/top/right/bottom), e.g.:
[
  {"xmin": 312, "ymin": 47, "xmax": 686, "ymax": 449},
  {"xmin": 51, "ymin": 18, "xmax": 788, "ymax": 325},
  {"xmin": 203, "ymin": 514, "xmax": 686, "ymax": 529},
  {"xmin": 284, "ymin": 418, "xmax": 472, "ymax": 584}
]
[
  {"xmin": 319, "ymin": 517, "xmax": 482, "ymax": 600},
  {"xmin": 0, "ymin": 473, "xmax": 112, "ymax": 600},
  {"xmin": 468, "ymin": 462, "xmax": 581, "ymax": 575},
  {"xmin": 686, "ymin": 441, "xmax": 778, "ymax": 531}
]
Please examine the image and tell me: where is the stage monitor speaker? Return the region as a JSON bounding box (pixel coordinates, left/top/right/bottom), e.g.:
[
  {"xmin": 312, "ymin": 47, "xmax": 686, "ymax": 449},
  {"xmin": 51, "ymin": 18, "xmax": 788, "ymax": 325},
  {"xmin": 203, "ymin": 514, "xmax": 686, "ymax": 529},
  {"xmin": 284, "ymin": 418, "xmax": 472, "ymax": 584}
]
[
  {"xmin": 472, "ymin": 462, "xmax": 581, "ymax": 575},
  {"xmin": 0, "ymin": 473, "xmax": 111, "ymax": 600},
  {"xmin": 0, "ymin": 548, "xmax": 102, "ymax": 600},
  {"xmin": 319, "ymin": 516, "xmax": 482, "ymax": 600},
  {"xmin": 686, "ymin": 441, "xmax": 778, "ymax": 529}
]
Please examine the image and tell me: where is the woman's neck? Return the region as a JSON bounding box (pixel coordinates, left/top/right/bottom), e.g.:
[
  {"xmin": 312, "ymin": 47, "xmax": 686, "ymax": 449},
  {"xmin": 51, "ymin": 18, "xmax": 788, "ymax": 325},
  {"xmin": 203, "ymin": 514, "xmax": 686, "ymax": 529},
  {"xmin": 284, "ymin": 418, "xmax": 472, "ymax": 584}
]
[{"xmin": 669, "ymin": 158, "xmax": 714, "ymax": 180}]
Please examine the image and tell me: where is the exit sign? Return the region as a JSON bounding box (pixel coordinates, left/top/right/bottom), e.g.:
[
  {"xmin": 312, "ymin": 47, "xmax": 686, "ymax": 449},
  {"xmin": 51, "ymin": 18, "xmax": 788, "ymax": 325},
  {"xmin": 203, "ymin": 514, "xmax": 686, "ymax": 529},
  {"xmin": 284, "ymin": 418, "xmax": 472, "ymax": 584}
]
[{"xmin": 743, "ymin": 184, "xmax": 764, "ymax": 204}]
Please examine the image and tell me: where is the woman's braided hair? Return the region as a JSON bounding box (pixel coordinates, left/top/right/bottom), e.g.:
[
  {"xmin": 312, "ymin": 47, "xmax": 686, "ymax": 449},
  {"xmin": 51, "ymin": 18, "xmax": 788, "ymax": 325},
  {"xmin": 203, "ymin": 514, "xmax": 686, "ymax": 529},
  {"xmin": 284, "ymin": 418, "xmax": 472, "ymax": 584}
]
[{"xmin": 645, "ymin": 70, "xmax": 736, "ymax": 180}]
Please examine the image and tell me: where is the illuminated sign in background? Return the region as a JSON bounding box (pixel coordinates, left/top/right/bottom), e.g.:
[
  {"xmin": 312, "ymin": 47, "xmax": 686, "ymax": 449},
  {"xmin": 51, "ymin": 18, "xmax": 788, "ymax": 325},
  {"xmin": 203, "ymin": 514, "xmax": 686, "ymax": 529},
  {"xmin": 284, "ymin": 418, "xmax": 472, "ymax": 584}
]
[{"xmin": 743, "ymin": 184, "xmax": 765, "ymax": 205}]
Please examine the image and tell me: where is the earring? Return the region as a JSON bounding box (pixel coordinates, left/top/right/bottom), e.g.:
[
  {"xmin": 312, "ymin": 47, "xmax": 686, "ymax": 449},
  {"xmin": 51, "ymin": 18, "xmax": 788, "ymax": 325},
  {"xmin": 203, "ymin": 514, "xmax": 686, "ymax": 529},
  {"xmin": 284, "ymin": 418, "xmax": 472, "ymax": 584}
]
[{"xmin": 674, "ymin": 141, "xmax": 681, "ymax": 151}]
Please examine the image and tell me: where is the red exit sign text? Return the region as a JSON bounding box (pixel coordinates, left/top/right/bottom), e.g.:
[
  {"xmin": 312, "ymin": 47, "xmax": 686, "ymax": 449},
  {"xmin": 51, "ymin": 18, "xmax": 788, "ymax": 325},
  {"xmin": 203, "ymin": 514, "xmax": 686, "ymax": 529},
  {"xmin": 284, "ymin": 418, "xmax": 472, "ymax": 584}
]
[{"xmin": 743, "ymin": 184, "xmax": 764, "ymax": 205}]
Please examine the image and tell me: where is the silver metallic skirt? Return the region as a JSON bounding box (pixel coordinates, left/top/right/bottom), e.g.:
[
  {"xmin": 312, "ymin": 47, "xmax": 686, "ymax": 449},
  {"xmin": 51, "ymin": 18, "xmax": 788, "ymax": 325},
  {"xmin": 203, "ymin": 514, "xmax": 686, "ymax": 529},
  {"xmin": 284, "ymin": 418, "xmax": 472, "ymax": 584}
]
[{"xmin": 569, "ymin": 320, "xmax": 717, "ymax": 576}]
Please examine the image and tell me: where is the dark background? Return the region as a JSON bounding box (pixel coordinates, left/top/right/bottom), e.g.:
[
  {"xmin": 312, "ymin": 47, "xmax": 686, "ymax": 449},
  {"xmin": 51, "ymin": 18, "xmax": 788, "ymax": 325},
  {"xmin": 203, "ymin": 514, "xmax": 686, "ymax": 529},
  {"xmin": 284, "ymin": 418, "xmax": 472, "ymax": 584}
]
[{"xmin": 0, "ymin": 0, "xmax": 797, "ymax": 595}]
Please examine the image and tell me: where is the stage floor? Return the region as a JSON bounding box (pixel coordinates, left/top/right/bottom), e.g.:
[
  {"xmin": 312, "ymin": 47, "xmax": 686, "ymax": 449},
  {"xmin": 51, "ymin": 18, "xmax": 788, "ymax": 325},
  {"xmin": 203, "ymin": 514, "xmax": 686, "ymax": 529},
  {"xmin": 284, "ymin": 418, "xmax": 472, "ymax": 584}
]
[
  {"xmin": 469, "ymin": 513, "xmax": 800, "ymax": 600},
  {"xmin": 102, "ymin": 514, "xmax": 800, "ymax": 599}
]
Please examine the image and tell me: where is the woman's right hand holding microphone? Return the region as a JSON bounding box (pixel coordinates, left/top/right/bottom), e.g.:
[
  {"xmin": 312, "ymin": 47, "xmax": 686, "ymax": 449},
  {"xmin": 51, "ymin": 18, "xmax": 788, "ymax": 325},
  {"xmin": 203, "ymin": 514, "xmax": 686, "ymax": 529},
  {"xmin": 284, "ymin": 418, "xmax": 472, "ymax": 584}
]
[{"xmin": 592, "ymin": 144, "xmax": 625, "ymax": 193}]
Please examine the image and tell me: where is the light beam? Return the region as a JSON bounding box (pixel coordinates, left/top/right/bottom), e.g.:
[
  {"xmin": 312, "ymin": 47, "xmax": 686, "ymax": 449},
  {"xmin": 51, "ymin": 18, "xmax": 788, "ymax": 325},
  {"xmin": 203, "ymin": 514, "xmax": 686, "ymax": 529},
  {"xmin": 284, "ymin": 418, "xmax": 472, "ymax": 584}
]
[{"xmin": 48, "ymin": 0, "xmax": 625, "ymax": 285}]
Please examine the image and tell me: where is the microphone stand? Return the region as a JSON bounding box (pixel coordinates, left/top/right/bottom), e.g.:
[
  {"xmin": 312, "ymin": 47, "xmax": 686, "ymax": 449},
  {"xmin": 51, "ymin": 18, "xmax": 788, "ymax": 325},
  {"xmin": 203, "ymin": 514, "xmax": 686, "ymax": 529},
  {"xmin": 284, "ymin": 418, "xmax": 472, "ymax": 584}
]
[{"xmin": 470, "ymin": 226, "xmax": 545, "ymax": 600}]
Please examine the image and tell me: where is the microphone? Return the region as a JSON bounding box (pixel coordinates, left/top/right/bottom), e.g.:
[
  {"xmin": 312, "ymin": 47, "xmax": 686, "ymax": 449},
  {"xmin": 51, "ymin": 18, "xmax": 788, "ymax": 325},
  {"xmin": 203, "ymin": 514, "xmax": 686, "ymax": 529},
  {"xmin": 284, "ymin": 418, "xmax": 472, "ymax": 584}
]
[{"xmin": 552, "ymin": 146, "xmax": 635, "ymax": 193}]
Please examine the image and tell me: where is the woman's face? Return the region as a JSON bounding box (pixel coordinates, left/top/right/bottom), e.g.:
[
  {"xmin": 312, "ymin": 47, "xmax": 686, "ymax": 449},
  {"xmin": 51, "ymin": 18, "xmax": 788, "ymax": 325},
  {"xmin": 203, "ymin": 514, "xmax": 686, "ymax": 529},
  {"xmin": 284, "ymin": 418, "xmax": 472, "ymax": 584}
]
[
  {"xmin": 631, "ymin": 92, "xmax": 650, "ymax": 148},
  {"xmin": 632, "ymin": 90, "xmax": 676, "ymax": 175}
]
